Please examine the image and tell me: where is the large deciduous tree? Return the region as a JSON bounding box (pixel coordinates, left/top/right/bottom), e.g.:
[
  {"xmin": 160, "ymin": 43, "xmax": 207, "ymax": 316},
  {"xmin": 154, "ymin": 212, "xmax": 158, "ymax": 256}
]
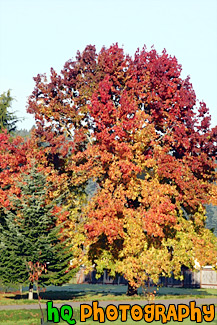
[{"xmin": 28, "ymin": 44, "xmax": 217, "ymax": 295}]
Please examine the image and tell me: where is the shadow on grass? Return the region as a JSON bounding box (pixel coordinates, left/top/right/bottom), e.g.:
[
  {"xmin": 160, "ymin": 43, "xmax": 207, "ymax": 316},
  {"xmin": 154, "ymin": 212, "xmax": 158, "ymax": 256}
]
[
  {"xmin": 4, "ymin": 284, "xmax": 217, "ymax": 301},
  {"xmin": 5, "ymin": 290, "xmax": 125, "ymax": 301}
]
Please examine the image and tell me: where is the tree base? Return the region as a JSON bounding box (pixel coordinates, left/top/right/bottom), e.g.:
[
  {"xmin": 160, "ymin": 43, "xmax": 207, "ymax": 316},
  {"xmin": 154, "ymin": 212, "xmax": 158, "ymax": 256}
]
[
  {"xmin": 127, "ymin": 283, "xmax": 138, "ymax": 296},
  {"xmin": 28, "ymin": 283, "xmax": 33, "ymax": 300}
]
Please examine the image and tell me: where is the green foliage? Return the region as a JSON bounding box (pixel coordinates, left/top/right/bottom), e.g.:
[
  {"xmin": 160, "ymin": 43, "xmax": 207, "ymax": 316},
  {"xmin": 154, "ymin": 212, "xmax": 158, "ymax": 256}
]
[
  {"xmin": 0, "ymin": 167, "xmax": 75, "ymax": 287},
  {"xmin": 0, "ymin": 207, "xmax": 28, "ymax": 284},
  {"xmin": 0, "ymin": 90, "xmax": 19, "ymax": 133}
]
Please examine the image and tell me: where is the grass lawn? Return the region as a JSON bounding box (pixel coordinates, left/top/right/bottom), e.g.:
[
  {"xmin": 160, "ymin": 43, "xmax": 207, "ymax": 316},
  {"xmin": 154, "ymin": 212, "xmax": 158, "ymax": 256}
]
[
  {"xmin": 0, "ymin": 308, "xmax": 217, "ymax": 325},
  {"xmin": 0, "ymin": 284, "xmax": 217, "ymax": 305},
  {"xmin": 0, "ymin": 284, "xmax": 216, "ymax": 324}
]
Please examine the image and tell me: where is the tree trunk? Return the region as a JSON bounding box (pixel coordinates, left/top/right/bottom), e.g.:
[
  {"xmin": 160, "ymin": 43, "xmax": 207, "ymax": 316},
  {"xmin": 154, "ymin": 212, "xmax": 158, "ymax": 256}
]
[
  {"xmin": 36, "ymin": 282, "xmax": 44, "ymax": 323},
  {"xmin": 20, "ymin": 284, "xmax": 23, "ymax": 295},
  {"xmin": 28, "ymin": 282, "xmax": 33, "ymax": 300},
  {"xmin": 127, "ymin": 282, "xmax": 138, "ymax": 296}
]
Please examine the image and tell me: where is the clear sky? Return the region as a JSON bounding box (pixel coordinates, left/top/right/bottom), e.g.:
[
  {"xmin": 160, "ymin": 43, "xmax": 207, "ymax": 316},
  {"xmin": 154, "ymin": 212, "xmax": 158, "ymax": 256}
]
[{"xmin": 0, "ymin": 0, "xmax": 217, "ymax": 130}]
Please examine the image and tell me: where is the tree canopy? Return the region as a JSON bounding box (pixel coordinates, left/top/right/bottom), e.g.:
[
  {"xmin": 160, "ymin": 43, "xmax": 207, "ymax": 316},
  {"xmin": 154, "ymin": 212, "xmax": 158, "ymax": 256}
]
[{"xmin": 20, "ymin": 44, "xmax": 217, "ymax": 293}]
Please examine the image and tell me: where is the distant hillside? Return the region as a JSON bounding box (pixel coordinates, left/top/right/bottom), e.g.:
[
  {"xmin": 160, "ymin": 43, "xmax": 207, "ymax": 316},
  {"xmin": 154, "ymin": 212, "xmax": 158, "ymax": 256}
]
[
  {"xmin": 85, "ymin": 179, "xmax": 98, "ymax": 200},
  {"xmin": 206, "ymin": 204, "xmax": 217, "ymax": 237},
  {"xmin": 14, "ymin": 128, "xmax": 31, "ymax": 138}
]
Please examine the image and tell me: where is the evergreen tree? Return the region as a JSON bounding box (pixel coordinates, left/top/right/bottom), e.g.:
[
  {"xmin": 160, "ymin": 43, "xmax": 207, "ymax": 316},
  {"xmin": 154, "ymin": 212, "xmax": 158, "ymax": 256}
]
[
  {"xmin": 0, "ymin": 167, "xmax": 75, "ymax": 293},
  {"xmin": 0, "ymin": 208, "xmax": 28, "ymax": 285},
  {"xmin": 0, "ymin": 90, "xmax": 19, "ymax": 133}
]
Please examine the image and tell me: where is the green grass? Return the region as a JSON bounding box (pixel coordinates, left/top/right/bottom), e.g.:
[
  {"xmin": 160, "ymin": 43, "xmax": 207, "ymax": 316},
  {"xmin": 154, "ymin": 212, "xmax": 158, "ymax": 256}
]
[
  {"xmin": 0, "ymin": 309, "xmax": 46, "ymax": 325},
  {"xmin": 0, "ymin": 308, "xmax": 217, "ymax": 325},
  {"xmin": 0, "ymin": 284, "xmax": 217, "ymax": 306}
]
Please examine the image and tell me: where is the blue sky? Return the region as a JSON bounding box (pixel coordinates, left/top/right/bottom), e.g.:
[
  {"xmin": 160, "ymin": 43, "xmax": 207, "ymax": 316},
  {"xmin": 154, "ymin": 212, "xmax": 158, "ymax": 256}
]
[{"xmin": 0, "ymin": 0, "xmax": 217, "ymax": 130}]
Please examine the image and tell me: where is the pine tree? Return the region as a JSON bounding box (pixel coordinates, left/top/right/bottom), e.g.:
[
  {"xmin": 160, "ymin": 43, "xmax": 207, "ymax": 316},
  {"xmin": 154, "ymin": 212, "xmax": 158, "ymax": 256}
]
[
  {"xmin": 0, "ymin": 167, "xmax": 75, "ymax": 296},
  {"xmin": 0, "ymin": 207, "xmax": 28, "ymax": 285},
  {"xmin": 0, "ymin": 90, "xmax": 19, "ymax": 133}
]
